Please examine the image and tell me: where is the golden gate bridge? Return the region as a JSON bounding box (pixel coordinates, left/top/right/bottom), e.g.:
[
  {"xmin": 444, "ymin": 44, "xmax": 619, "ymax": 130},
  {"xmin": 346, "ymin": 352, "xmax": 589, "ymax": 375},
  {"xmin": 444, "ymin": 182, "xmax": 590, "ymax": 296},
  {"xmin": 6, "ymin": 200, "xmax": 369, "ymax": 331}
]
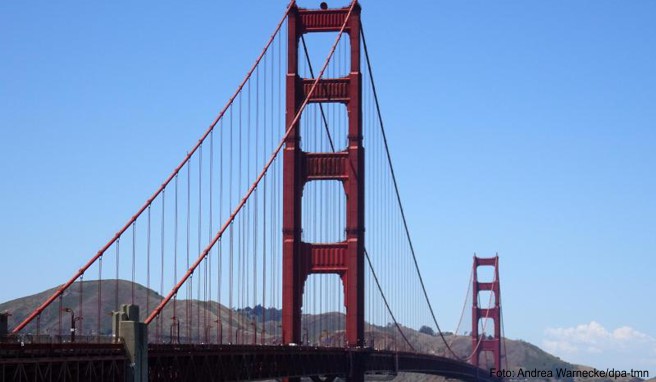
[{"xmin": 0, "ymin": 2, "xmax": 506, "ymax": 381}]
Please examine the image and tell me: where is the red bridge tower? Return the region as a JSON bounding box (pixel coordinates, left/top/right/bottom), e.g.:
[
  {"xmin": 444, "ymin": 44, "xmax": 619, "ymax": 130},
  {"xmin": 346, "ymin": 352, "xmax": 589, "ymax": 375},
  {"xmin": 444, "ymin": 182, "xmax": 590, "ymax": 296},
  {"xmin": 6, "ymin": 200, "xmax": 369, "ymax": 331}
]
[
  {"xmin": 471, "ymin": 255, "xmax": 503, "ymax": 369},
  {"xmin": 282, "ymin": 0, "xmax": 365, "ymax": 355}
]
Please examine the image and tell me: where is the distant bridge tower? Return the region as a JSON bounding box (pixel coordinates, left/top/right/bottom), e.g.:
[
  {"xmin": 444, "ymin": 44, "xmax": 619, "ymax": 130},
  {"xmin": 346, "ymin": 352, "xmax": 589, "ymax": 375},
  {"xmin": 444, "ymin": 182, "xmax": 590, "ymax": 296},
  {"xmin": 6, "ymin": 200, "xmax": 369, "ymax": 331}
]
[
  {"xmin": 471, "ymin": 255, "xmax": 502, "ymax": 369},
  {"xmin": 282, "ymin": 0, "xmax": 365, "ymax": 356}
]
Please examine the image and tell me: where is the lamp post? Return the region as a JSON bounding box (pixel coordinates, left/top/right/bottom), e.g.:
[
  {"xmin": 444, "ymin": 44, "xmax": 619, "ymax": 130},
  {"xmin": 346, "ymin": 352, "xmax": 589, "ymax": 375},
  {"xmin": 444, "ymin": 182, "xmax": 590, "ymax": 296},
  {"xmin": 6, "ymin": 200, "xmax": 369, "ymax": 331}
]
[
  {"xmin": 0, "ymin": 311, "xmax": 11, "ymax": 339},
  {"xmin": 61, "ymin": 308, "xmax": 82, "ymax": 343},
  {"xmin": 251, "ymin": 320, "xmax": 257, "ymax": 345},
  {"xmin": 169, "ymin": 316, "xmax": 179, "ymax": 344},
  {"xmin": 235, "ymin": 327, "xmax": 242, "ymax": 344},
  {"xmin": 204, "ymin": 325, "xmax": 212, "ymax": 344},
  {"xmin": 214, "ymin": 318, "xmax": 223, "ymax": 344}
]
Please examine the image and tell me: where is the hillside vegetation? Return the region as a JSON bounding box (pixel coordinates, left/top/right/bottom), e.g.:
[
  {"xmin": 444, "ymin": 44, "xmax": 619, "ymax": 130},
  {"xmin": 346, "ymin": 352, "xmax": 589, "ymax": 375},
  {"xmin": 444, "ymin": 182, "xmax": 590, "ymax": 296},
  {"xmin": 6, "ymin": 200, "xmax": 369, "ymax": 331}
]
[{"xmin": 0, "ymin": 281, "xmax": 646, "ymax": 382}]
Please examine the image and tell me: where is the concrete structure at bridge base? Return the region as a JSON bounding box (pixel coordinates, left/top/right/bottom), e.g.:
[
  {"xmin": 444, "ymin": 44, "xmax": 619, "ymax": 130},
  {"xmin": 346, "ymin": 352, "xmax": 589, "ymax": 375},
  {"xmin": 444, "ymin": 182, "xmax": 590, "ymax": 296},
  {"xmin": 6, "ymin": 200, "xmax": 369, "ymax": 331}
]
[{"xmin": 112, "ymin": 304, "xmax": 148, "ymax": 382}]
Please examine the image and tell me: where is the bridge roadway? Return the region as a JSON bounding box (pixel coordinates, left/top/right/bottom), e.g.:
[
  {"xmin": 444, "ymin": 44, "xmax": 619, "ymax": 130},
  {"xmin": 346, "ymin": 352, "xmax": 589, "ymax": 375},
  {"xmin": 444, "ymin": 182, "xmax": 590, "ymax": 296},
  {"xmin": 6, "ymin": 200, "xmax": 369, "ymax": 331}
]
[{"xmin": 1, "ymin": 342, "xmax": 501, "ymax": 382}]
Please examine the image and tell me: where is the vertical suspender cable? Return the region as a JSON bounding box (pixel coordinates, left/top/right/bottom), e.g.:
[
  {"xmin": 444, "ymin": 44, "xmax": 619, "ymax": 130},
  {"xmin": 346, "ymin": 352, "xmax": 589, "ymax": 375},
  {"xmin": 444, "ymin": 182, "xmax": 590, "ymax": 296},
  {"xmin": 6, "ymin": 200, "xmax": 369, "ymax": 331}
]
[
  {"xmin": 218, "ymin": 118, "xmax": 224, "ymax": 344},
  {"xmin": 174, "ymin": 174, "xmax": 178, "ymax": 332},
  {"xmin": 98, "ymin": 256, "xmax": 102, "ymax": 337},
  {"xmin": 58, "ymin": 296, "xmax": 63, "ymax": 337},
  {"xmin": 159, "ymin": 190, "xmax": 165, "ymax": 342},
  {"xmin": 147, "ymin": 205, "xmax": 151, "ymax": 321},
  {"xmin": 132, "ymin": 222, "xmax": 136, "ymax": 305},
  {"xmin": 197, "ymin": 146, "xmax": 203, "ymax": 340},
  {"xmin": 78, "ymin": 274, "xmax": 83, "ymax": 335},
  {"xmin": 208, "ymin": 130, "xmax": 214, "ymax": 343},
  {"xmin": 115, "ymin": 238, "xmax": 119, "ymax": 312},
  {"xmin": 186, "ymin": 161, "xmax": 191, "ymax": 340},
  {"xmin": 229, "ymin": 104, "xmax": 234, "ymax": 344}
]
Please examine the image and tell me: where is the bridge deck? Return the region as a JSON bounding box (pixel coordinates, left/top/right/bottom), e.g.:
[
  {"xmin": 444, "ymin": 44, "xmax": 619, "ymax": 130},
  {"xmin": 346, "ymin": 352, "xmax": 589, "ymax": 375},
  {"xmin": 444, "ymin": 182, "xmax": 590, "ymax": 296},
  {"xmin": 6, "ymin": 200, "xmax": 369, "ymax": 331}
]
[
  {"xmin": 0, "ymin": 342, "xmax": 500, "ymax": 382},
  {"xmin": 149, "ymin": 344, "xmax": 499, "ymax": 382},
  {"xmin": 0, "ymin": 342, "xmax": 127, "ymax": 382}
]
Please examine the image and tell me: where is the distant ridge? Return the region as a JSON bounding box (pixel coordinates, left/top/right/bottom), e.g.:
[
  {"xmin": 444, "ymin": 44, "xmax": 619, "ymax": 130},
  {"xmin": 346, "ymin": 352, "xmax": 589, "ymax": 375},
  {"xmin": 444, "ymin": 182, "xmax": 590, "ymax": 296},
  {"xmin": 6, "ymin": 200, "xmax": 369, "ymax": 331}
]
[{"xmin": 0, "ymin": 280, "xmax": 647, "ymax": 382}]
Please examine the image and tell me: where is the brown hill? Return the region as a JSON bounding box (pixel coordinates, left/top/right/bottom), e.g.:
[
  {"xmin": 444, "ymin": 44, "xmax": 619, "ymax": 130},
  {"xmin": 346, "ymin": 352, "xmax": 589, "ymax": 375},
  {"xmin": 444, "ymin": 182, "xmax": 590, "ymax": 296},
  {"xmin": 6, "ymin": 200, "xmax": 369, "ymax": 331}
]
[
  {"xmin": 0, "ymin": 281, "xmax": 647, "ymax": 382},
  {"xmin": 0, "ymin": 280, "xmax": 162, "ymax": 336},
  {"xmin": 0, "ymin": 280, "xmax": 279, "ymax": 344}
]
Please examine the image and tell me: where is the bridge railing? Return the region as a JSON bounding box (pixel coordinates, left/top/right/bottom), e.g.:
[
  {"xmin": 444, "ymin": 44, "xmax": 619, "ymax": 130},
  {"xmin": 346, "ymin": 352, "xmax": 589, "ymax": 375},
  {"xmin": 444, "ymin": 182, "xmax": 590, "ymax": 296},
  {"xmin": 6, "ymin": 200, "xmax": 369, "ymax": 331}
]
[{"xmin": 0, "ymin": 334, "xmax": 122, "ymax": 345}]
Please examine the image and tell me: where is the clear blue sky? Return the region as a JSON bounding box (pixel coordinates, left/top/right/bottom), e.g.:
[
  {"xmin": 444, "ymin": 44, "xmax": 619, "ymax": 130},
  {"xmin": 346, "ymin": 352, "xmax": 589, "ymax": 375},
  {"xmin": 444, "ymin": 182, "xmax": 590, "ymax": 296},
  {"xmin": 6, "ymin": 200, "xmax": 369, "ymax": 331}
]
[{"xmin": 1, "ymin": 0, "xmax": 655, "ymax": 373}]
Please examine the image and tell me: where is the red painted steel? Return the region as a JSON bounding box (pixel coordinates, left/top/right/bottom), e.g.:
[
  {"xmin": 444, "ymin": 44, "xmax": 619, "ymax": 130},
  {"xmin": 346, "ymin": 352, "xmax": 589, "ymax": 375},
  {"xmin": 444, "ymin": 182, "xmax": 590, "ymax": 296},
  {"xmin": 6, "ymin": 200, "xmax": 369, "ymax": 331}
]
[
  {"xmin": 301, "ymin": 78, "xmax": 351, "ymax": 102},
  {"xmin": 298, "ymin": 8, "xmax": 353, "ymax": 33},
  {"xmin": 471, "ymin": 255, "xmax": 502, "ymax": 370},
  {"xmin": 306, "ymin": 242, "xmax": 348, "ymax": 272},
  {"xmin": 304, "ymin": 152, "xmax": 349, "ymax": 181},
  {"xmin": 282, "ymin": 1, "xmax": 365, "ymax": 356}
]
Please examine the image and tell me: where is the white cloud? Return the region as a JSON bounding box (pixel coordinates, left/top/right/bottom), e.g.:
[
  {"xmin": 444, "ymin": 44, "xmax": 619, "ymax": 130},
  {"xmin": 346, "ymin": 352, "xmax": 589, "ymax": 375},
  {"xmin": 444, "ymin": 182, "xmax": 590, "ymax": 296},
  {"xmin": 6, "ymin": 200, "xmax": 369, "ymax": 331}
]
[
  {"xmin": 613, "ymin": 326, "xmax": 650, "ymax": 341},
  {"xmin": 543, "ymin": 321, "xmax": 656, "ymax": 376}
]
